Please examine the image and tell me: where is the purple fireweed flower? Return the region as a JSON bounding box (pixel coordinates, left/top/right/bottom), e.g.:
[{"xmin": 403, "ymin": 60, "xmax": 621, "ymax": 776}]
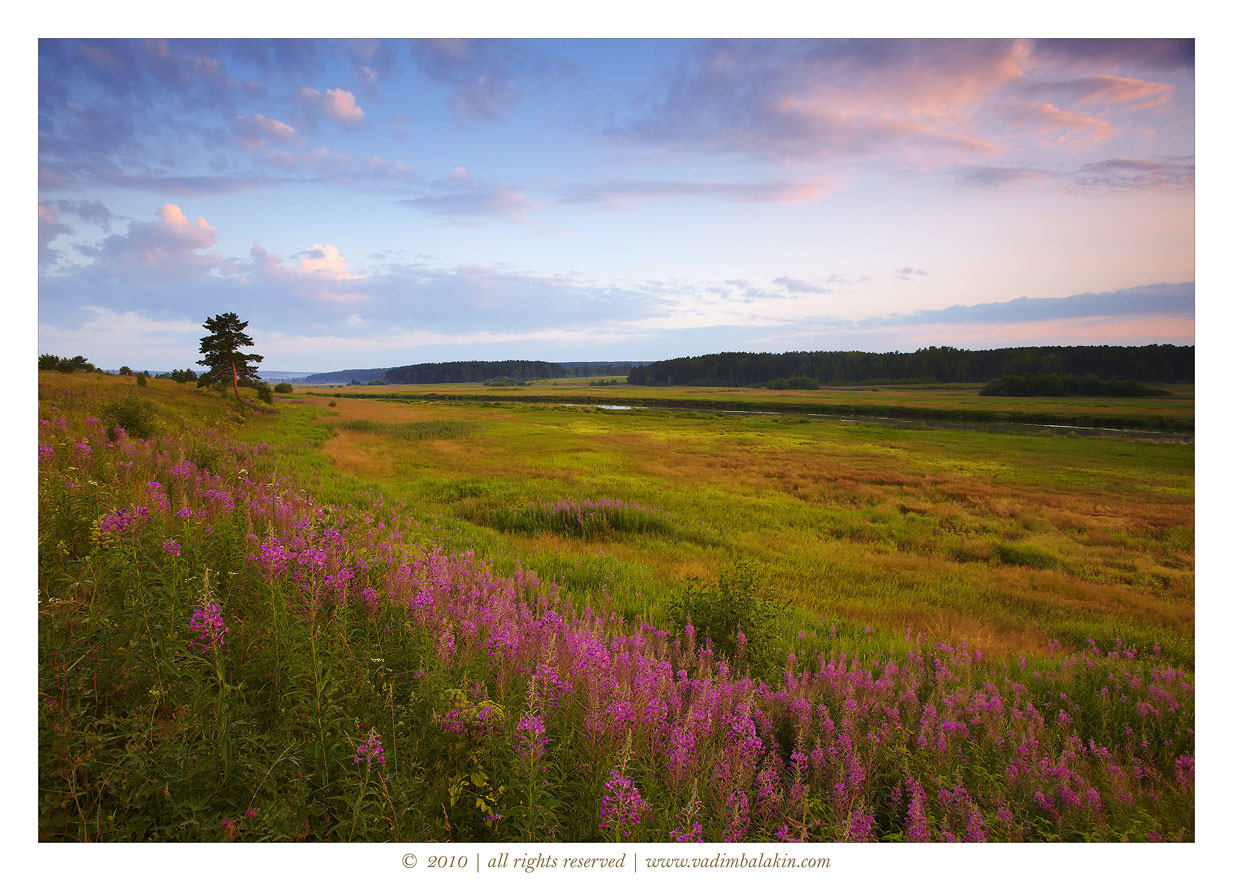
[
  {"xmin": 515, "ymin": 713, "xmax": 548, "ymax": 763},
  {"xmin": 99, "ymin": 506, "xmax": 150, "ymax": 535},
  {"xmin": 437, "ymin": 629, "xmax": 456, "ymax": 660},
  {"xmin": 188, "ymin": 604, "xmax": 228, "ymax": 652},
  {"xmin": 354, "ymin": 728, "xmax": 385, "ymax": 769},
  {"xmin": 599, "ymin": 769, "xmax": 650, "ymax": 838},
  {"xmin": 722, "ymin": 789, "xmax": 750, "ymax": 842},
  {"xmin": 531, "ymin": 664, "xmax": 573, "ymax": 709},
  {"xmin": 671, "ymin": 822, "xmax": 705, "ymax": 842},
  {"xmin": 906, "ymin": 779, "xmax": 929, "ymax": 842},
  {"xmin": 162, "ymin": 538, "xmax": 181, "ymax": 556},
  {"xmin": 1174, "ymin": 755, "xmax": 1195, "ymax": 790},
  {"xmin": 848, "ymin": 811, "xmax": 876, "ymax": 842}
]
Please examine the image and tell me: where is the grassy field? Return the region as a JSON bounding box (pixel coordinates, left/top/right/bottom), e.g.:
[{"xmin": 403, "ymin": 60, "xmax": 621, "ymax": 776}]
[
  {"xmin": 38, "ymin": 372, "xmax": 1195, "ymax": 842},
  {"xmin": 296, "ymin": 390, "xmax": 1193, "ymax": 663},
  {"xmin": 314, "ymin": 378, "xmax": 1196, "ymax": 431}
]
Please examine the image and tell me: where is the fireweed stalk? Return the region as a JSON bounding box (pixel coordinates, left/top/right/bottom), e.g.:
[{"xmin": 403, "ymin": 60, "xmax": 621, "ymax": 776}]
[
  {"xmin": 513, "ymin": 682, "xmax": 551, "ymax": 839},
  {"xmin": 351, "ymin": 727, "xmax": 385, "ymax": 839},
  {"xmin": 189, "ymin": 569, "xmax": 234, "ymax": 778}
]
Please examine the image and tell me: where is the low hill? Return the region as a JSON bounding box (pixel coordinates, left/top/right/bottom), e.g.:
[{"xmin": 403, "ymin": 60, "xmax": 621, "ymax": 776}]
[{"xmin": 296, "ymin": 367, "xmax": 390, "ymax": 385}]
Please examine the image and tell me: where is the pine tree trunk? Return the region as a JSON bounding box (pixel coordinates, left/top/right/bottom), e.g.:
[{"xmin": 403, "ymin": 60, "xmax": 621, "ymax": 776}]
[{"xmin": 231, "ymin": 358, "xmax": 240, "ymax": 402}]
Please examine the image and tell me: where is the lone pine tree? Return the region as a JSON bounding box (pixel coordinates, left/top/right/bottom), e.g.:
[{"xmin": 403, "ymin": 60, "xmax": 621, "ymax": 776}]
[{"xmin": 198, "ymin": 312, "xmax": 264, "ymax": 403}]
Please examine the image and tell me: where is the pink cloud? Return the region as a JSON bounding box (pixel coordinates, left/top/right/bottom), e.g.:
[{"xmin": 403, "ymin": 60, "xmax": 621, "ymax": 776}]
[
  {"xmin": 1003, "ymin": 102, "xmax": 1114, "ymax": 145},
  {"xmin": 155, "ymin": 203, "xmax": 217, "ymax": 249},
  {"xmin": 361, "ymin": 155, "xmax": 417, "ymax": 182},
  {"xmin": 1016, "ymin": 74, "xmax": 1173, "ymax": 114},
  {"xmin": 39, "ymin": 203, "xmax": 67, "ymax": 251},
  {"xmin": 299, "ymin": 87, "xmax": 365, "ymax": 125},
  {"xmin": 234, "ymin": 113, "xmax": 299, "ymax": 150},
  {"xmin": 1071, "ymin": 75, "xmax": 1171, "ymax": 110},
  {"xmin": 294, "ymin": 243, "xmax": 362, "ymax": 280},
  {"xmin": 556, "ymin": 178, "xmax": 836, "ymax": 208},
  {"xmin": 71, "ymin": 202, "xmax": 229, "ymax": 279},
  {"xmin": 628, "ymin": 40, "xmax": 1026, "ymax": 161}
]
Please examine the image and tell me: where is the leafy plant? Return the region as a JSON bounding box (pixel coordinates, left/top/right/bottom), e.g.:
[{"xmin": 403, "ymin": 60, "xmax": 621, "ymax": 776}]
[
  {"xmin": 101, "ymin": 394, "xmax": 156, "ymax": 438},
  {"xmin": 665, "ymin": 562, "xmax": 785, "ymax": 675}
]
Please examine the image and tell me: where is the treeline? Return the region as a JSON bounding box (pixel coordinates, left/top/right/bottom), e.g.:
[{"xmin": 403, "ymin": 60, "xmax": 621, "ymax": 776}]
[
  {"xmin": 384, "ymin": 360, "xmax": 642, "ymax": 384},
  {"xmin": 39, "ymin": 353, "xmax": 100, "ymax": 373},
  {"xmin": 627, "ymin": 345, "xmax": 1194, "ymax": 387},
  {"xmin": 980, "ymin": 373, "xmax": 1170, "ymax": 397}
]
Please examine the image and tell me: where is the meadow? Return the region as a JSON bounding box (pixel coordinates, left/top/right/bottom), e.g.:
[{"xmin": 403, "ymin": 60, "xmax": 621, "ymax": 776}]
[
  {"xmin": 319, "ymin": 377, "xmax": 1196, "ymax": 431},
  {"xmin": 38, "ymin": 372, "xmax": 1195, "ymax": 842}
]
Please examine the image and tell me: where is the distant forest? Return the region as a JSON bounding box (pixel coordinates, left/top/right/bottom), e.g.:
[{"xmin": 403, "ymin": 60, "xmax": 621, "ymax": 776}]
[
  {"xmin": 384, "ymin": 360, "xmax": 646, "ymax": 384},
  {"xmin": 626, "ymin": 345, "xmax": 1193, "ymax": 387}
]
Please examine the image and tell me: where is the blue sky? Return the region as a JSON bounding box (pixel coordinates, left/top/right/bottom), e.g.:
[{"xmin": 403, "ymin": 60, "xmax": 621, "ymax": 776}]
[{"xmin": 37, "ymin": 33, "xmax": 1195, "ymax": 372}]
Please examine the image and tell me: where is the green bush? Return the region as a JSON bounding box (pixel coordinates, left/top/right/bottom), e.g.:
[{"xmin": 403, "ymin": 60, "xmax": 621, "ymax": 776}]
[
  {"xmin": 136, "ymin": 374, "xmax": 147, "ymax": 387},
  {"xmin": 255, "ymin": 383, "xmax": 274, "ymax": 404},
  {"xmin": 274, "ymin": 382, "xmax": 293, "ymax": 394},
  {"xmin": 665, "ymin": 563, "xmax": 785, "ymax": 675},
  {"xmin": 101, "ymin": 394, "xmax": 157, "ymax": 439}
]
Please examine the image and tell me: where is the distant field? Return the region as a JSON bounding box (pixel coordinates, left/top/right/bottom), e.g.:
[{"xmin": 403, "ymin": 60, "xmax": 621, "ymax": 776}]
[{"xmin": 310, "ymin": 379, "xmax": 1195, "ymax": 431}]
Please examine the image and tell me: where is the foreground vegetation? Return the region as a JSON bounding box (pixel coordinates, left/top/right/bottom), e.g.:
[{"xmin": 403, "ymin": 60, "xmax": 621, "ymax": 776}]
[{"xmin": 38, "ymin": 373, "xmax": 1194, "ymax": 841}]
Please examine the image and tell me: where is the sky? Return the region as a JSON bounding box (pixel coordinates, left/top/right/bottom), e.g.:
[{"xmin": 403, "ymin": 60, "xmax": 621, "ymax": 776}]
[{"xmin": 37, "ymin": 33, "xmax": 1195, "ymax": 372}]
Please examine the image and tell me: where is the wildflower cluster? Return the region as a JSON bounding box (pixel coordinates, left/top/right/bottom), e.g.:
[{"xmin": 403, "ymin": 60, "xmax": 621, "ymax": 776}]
[
  {"xmin": 599, "ymin": 768, "xmax": 651, "ymax": 838},
  {"xmin": 355, "ymin": 728, "xmax": 386, "ymax": 769},
  {"xmin": 188, "ymin": 604, "xmax": 229, "ymax": 652},
  {"xmin": 514, "ymin": 714, "xmax": 548, "ymax": 763}
]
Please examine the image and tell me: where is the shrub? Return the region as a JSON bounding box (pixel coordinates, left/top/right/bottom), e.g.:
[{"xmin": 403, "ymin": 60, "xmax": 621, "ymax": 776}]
[
  {"xmin": 119, "ymin": 366, "xmax": 133, "ymax": 376},
  {"xmin": 665, "ymin": 563, "xmax": 785, "ymax": 675},
  {"xmin": 274, "ymin": 382, "xmax": 293, "ymax": 394},
  {"xmin": 100, "ymin": 394, "xmax": 156, "ymax": 439},
  {"xmin": 136, "ymin": 374, "xmax": 147, "ymax": 387},
  {"xmin": 980, "ymin": 373, "xmax": 1169, "ymax": 398},
  {"xmin": 255, "ymin": 383, "xmax": 274, "ymax": 404}
]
